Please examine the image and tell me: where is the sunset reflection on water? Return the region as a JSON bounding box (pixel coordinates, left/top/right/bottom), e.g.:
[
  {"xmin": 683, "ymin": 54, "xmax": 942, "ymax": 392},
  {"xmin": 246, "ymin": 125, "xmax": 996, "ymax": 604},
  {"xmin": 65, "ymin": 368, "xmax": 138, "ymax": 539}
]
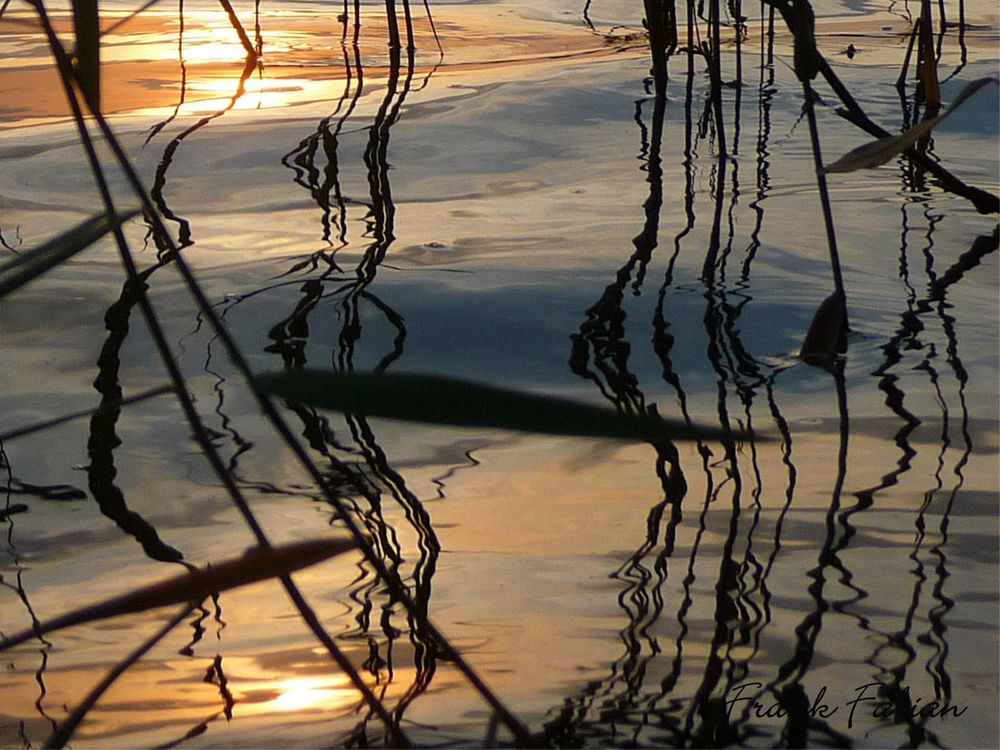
[{"xmin": 0, "ymin": 1, "xmax": 633, "ymax": 127}]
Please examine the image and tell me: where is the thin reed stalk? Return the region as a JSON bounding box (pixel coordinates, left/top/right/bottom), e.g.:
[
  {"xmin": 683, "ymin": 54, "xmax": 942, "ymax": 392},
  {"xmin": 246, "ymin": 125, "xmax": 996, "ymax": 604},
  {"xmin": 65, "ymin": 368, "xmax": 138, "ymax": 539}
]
[
  {"xmin": 30, "ymin": 3, "xmax": 410, "ymax": 744},
  {"xmin": 0, "ymin": 385, "xmax": 173, "ymax": 442},
  {"xmin": 643, "ymin": 0, "xmax": 674, "ymax": 98},
  {"xmin": 917, "ymin": 0, "xmax": 941, "ymax": 110},
  {"xmin": 44, "ymin": 606, "xmax": 195, "ymax": 749},
  {"xmin": 32, "ymin": 2, "xmax": 532, "ymax": 743},
  {"xmin": 706, "ymin": 0, "xmax": 728, "ymax": 158},
  {"xmin": 384, "ymin": 0, "xmax": 400, "ymax": 49},
  {"xmin": 802, "ymin": 81, "xmax": 848, "ymax": 350}
]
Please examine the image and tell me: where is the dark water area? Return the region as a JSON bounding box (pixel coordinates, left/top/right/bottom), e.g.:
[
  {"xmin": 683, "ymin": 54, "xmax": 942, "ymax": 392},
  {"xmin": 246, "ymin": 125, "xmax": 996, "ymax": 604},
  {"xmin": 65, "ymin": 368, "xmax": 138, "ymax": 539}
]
[{"xmin": 0, "ymin": 0, "xmax": 998, "ymax": 747}]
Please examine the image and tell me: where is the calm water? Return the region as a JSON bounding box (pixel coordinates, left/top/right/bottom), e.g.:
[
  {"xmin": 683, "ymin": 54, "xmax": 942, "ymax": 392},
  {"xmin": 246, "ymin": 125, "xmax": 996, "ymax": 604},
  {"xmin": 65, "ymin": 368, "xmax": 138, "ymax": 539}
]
[{"xmin": 1, "ymin": 1, "xmax": 998, "ymax": 747}]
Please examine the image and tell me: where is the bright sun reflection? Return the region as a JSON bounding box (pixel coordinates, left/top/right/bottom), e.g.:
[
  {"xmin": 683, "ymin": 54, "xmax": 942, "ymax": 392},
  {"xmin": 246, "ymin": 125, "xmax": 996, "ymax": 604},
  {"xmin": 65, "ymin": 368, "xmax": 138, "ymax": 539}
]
[
  {"xmin": 149, "ymin": 77, "xmax": 316, "ymax": 115},
  {"xmin": 177, "ymin": 17, "xmax": 252, "ymax": 63},
  {"xmin": 190, "ymin": 78, "xmax": 310, "ymax": 95},
  {"xmin": 270, "ymin": 677, "xmax": 355, "ymax": 713}
]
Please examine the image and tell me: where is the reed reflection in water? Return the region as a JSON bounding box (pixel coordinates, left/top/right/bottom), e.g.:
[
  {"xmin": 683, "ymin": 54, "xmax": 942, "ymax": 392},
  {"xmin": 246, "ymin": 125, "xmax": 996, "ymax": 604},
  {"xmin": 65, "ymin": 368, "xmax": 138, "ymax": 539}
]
[{"xmin": 0, "ymin": 0, "xmax": 997, "ymax": 747}]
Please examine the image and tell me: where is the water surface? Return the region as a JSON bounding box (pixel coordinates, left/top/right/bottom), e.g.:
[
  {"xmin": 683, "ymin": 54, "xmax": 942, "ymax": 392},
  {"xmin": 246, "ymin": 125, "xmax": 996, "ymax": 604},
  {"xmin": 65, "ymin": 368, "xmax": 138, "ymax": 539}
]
[{"xmin": 1, "ymin": 0, "xmax": 998, "ymax": 747}]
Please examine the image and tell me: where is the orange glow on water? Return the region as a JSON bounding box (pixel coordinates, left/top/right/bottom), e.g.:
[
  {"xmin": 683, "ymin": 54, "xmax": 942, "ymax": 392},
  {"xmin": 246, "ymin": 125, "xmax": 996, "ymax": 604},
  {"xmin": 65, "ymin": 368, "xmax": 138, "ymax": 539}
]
[
  {"xmin": 0, "ymin": 2, "xmax": 632, "ymax": 126},
  {"xmin": 228, "ymin": 672, "xmax": 358, "ymax": 717},
  {"xmin": 270, "ymin": 677, "xmax": 355, "ymax": 712}
]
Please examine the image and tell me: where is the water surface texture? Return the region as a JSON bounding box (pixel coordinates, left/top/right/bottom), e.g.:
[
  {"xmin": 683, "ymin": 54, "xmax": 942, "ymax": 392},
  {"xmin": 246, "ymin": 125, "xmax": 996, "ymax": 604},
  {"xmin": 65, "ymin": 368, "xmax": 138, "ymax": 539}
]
[{"xmin": 1, "ymin": 0, "xmax": 998, "ymax": 747}]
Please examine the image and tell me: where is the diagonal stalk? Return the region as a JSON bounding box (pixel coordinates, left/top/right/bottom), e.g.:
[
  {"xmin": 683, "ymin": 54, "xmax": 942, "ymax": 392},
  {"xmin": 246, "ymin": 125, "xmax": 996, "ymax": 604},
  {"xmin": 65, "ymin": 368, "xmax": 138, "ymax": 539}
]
[
  {"xmin": 87, "ymin": 50, "xmax": 533, "ymax": 750},
  {"xmin": 44, "ymin": 605, "xmax": 195, "ymax": 749},
  {"xmin": 29, "ymin": 2, "xmax": 409, "ymax": 745},
  {"xmin": 31, "ymin": 1, "xmax": 532, "ymax": 744}
]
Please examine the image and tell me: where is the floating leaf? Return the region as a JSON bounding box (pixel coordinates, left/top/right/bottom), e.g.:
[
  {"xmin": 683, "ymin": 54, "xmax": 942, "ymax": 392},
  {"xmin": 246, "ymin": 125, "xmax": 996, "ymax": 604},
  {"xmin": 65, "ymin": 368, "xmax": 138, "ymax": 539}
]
[
  {"xmin": 256, "ymin": 369, "xmax": 748, "ymax": 443},
  {"xmin": 71, "ymin": 0, "xmax": 101, "ymax": 113},
  {"xmin": 0, "ymin": 211, "xmax": 137, "ymax": 299},
  {"xmin": 0, "ymin": 538, "xmax": 355, "ymax": 651},
  {"xmin": 823, "ymin": 77, "xmax": 998, "ymax": 173},
  {"xmin": 800, "ymin": 292, "xmax": 847, "ymax": 367}
]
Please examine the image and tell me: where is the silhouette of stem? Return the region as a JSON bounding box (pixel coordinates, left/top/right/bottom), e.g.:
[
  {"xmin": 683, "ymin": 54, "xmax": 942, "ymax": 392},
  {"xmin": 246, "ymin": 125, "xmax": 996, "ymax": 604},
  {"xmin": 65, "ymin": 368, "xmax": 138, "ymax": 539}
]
[
  {"xmin": 803, "ymin": 81, "xmax": 848, "ymax": 350},
  {"xmin": 32, "ymin": 3, "xmax": 530, "ymax": 742},
  {"xmin": 31, "ymin": 3, "xmax": 410, "ymax": 744},
  {"xmin": 818, "ymin": 58, "xmax": 998, "ymax": 214},
  {"xmin": 44, "ymin": 605, "xmax": 195, "ymax": 749}
]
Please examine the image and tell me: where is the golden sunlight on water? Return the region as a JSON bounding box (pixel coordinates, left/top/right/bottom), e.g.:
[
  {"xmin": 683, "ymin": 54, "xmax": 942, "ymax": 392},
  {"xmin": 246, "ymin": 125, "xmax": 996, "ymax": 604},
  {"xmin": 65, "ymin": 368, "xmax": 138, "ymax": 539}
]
[
  {"xmin": 5, "ymin": 0, "xmax": 994, "ymax": 128},
  {"xmin": 0, "ymin": 1, "xmax": 635, "ymax": 126},
  {"xmin": 0, "ymin": 396, "xmax": 997, "ymax": 745},
  {"xmin": 268, "ymin": 677, "xmax": 355, "ymax": 712}
]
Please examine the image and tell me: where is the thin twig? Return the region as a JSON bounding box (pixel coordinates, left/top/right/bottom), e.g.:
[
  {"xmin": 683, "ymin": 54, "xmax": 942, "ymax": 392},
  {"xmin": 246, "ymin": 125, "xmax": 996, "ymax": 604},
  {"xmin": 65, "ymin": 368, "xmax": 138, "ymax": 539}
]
[
  {"xmin": 0, "ymin": 385, "xmax": 174, "ymax": 443},
  {"xmin": 802, "ymin": 81, "xmax": 847, "ymax": 338},
  {"xmin": 44, "ymin": 605, "xmax": 195, "ymax": 749},
  {"xmin": 29, "ymin": 4, "xmax": 409, "ymax": 745}
]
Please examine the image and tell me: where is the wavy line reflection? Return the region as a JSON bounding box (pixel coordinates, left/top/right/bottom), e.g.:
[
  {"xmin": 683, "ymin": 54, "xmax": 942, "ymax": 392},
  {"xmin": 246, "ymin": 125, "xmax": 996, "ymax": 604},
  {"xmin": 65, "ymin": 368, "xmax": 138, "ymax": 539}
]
[{"xmin": 231, "ymin": 24, "xmax": 446, "ymax": 733}]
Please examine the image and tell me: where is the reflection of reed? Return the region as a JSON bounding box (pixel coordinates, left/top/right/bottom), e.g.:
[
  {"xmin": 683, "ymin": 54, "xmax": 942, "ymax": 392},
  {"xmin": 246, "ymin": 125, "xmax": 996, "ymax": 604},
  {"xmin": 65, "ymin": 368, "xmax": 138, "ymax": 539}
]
[
  {"xmin": 87, "ymin": 279, "xmax": 185, "ymax": 563},
  {"xmin": 153, "ymin": 655, "xmax": 234, "ymax": 750},
  {"xmin": 27, "ymin": 1, "xmax": 412, "ymax": 741},
  {"xmin": 545, "ymin": 3, "xmax": 996, "ymax": 735},
  {"xmin": 144, "ymin": 0, "xmax": 263, "ymax": 256},
  {"xmin": 547, "ymin": 86, "xmax": 693, "ymax": 747},
  {"xmin": 2, "ymin": 429, "xmax": 56, "ymax": 738},
  {"xmin": 149, "ymin": 52, "xmax": 259, "ymax": 257},
  {"xmin": 269, "ymin": 29, "xmax": 446, "ymax": 732},
  {"xmin": 683, "ymin": 89, "xmax": 777, "ymax": 747},
  {"xmin": 143, "ymin": 0, "xmax": 188, "ymax": 146},
  {"xmin": 846, "ymin": 223, "xmax": 996, "ymax": 744},
  {"xmin": 745, "ymin": 364, "xmax": 856, "ymax": 748},
  {"xmin": 81, "ymin": 140, "xmax": 204, "ymax": 572},
  {"xmin": 739, "ymin": 6, "xmax": 775, "ymax": 280},
  {"xmin": 280, "ymin": 37, "xmax": 359, "ymax": 255},
  {"xmin": 339, "ymin": 47, "xmax": 413, "ymax": 370},
  {"xmin": 7, "ymin": 0, "xmax": 996, "ymax": 745},
  {"xmin": 549, "ymin": 6, "xmax": 870, "ymax": 743},
  {"xmin": 0, "ymin": 553, "xmax": 59, "ymax": 736},
  {"xmin": 941, "ymin": 0, "xmax": 969, "ymax": 83},
  {"xmin": 685, "ymin": 26, "xmax": 788, "ymax": 730},
  {"xmin": 553, "ymin": 71, "xmax": 780, "ymax": 745}
]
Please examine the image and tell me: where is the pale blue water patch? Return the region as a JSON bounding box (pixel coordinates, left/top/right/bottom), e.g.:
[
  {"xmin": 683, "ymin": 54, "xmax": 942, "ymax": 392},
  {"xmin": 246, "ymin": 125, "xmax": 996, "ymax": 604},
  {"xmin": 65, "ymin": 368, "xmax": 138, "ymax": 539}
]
[
  {"xmin": 106, "ymin": 40, "xmax": 997, "ymax": 418},
  {"xmin": 936, "ymin": 69, "xmax": 1000, "ymax": 137}
]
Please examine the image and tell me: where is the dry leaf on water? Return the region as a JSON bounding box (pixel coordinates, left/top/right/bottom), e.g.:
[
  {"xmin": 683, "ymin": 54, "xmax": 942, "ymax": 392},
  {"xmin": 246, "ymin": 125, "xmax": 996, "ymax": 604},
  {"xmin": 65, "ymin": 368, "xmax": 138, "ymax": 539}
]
[{"xmin": 823, "ymin": 77, "xmax": 998, "ymax": 174}]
